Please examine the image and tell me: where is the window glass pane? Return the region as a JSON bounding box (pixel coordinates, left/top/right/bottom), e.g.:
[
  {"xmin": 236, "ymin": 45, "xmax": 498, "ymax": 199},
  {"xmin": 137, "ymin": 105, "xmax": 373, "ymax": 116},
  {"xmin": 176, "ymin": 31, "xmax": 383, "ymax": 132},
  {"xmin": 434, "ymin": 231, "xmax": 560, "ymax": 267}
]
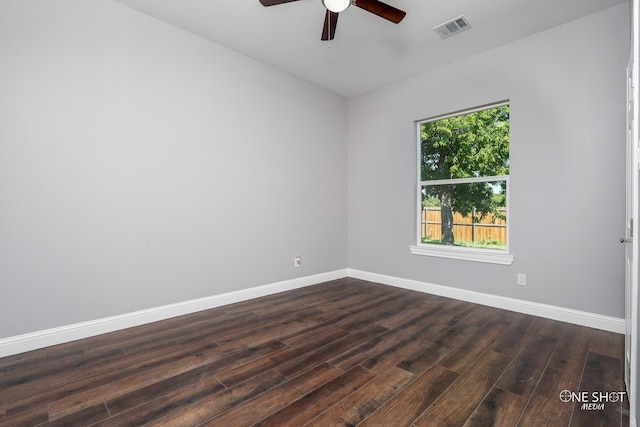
[
  {"xmin": 420, "ymin": 105, "xmax": 510, "ymax": 181},
  {"xmin": 421, "ymin": 180, "xmax": 507, "ymax": 249}
]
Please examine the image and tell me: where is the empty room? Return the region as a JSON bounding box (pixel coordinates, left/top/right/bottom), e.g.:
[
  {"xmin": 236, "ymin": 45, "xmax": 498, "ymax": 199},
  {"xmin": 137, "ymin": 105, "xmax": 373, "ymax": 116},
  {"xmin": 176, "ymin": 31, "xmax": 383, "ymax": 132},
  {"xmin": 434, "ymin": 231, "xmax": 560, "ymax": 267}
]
[{"xmin": 0, "ymin": 0, "xmax": 637, "ymax": 425}]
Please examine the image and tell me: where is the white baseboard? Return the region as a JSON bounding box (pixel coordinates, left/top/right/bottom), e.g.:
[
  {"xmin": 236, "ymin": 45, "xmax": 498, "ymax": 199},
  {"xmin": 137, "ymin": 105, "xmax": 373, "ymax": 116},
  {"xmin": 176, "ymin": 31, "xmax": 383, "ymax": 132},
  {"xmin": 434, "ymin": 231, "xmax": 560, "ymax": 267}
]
[
  {"xmin": 0, "ymin": 269, "xmax": 348, "ymax": 358},
  {"xmin": 0, "ymin": 267, "xmax": 625, "ymax": 358},
  {"xmin": 347, "ymin": 269, "xmax": 626, "ymax": 334}
]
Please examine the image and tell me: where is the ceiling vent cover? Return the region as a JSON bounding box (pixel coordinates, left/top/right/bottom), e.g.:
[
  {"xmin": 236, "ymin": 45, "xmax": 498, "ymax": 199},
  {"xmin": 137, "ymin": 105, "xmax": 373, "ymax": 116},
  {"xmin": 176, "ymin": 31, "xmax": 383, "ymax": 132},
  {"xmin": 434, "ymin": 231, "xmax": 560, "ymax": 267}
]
[{"xmin": 434, "ymin": 15, "xmax": 471, "ymax": 39}]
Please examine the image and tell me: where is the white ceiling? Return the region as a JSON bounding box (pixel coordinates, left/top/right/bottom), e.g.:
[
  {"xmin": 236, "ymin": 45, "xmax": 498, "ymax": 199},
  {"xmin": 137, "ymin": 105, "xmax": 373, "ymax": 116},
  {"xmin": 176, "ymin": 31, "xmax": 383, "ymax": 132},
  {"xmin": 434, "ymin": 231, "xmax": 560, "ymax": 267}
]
[{"xmin": 113, "ymin": 0, "xmax": 627, "ymax": 97}]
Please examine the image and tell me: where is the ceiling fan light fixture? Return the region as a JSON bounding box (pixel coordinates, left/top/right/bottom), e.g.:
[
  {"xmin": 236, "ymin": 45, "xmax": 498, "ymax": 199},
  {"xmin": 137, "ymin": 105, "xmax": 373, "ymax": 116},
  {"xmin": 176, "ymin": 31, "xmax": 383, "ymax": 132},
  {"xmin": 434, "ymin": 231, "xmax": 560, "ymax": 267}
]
[{"xmin": 322, "ymin": 0, "xmax": 350, "ymax": 13}]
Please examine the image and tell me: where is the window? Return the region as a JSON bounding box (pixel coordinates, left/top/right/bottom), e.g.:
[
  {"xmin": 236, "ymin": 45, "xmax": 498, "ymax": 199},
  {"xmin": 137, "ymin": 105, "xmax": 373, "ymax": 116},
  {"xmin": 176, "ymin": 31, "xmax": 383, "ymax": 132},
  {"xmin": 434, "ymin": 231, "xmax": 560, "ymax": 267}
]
[{"xmin": 410, "ymin": 101, "xmax": 514, "ymax": 265}]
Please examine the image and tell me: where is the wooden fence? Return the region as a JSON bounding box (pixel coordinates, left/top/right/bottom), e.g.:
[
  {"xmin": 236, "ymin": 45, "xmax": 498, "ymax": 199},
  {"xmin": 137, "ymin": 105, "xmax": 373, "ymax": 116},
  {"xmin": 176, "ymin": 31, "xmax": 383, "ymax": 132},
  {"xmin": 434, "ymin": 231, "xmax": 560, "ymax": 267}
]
[{"xmin": 422, "ymin": 207, "xmax": 507, "ymax": 245}]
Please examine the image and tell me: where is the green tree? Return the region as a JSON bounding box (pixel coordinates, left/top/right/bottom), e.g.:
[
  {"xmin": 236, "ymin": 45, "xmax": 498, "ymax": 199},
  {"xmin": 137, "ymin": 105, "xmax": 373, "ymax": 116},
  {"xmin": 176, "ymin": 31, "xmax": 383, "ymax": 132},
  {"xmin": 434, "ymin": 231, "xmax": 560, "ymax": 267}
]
[{"xmin": 420, "ymin": 105, "xmax": 509, "ymax": 245}]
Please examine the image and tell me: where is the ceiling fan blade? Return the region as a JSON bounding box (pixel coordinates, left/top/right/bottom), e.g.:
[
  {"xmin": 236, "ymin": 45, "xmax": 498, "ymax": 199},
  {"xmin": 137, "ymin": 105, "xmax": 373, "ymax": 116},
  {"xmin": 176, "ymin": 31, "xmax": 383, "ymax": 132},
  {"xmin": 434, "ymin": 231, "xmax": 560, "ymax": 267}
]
[
  {"xmin": 321, "ymin": 10, "xmax": 339, "ymax": 41},
  {"xmin": 259, "ymin": 0, "xmax": 301, "ymax": 6},
  {"xmin": 354, "ymin": 0, "xmax": 406, "ymax": 23}
]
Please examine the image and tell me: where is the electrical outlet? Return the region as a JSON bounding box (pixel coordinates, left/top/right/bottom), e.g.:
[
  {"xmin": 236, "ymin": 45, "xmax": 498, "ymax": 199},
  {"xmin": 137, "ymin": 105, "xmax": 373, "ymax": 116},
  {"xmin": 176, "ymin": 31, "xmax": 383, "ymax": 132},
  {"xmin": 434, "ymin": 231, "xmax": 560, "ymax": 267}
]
[
  {"xmin": 517, "ymin": 273, "xmax": 526, "ymax": 286},
  {"xmin": 294, "ymin": 256, "xmax": 301, "ymax": 268}
]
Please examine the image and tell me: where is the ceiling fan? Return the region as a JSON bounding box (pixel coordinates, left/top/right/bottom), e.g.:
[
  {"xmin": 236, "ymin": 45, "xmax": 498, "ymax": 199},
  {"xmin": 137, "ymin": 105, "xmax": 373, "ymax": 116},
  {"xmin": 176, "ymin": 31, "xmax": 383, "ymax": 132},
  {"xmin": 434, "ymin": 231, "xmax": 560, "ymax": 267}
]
[{"xmin": 259, "ymin": 0, "xmax": 406, "ymax": 41}]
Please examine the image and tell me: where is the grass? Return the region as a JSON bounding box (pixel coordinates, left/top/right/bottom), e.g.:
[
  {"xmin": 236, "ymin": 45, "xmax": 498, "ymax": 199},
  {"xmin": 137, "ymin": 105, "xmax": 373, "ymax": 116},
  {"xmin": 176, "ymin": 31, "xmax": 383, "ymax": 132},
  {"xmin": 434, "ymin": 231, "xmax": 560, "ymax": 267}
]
[{"xmin": 421, "ymin": 238, "xmax": 506, "ymax": 250}]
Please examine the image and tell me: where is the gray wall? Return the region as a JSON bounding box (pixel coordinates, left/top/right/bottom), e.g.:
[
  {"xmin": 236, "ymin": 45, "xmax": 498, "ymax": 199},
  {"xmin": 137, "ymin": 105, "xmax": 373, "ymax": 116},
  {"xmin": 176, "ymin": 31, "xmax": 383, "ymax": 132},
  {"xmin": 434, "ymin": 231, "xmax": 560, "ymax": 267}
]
[
  {"xmin": 0, "ymin": 0, "xmax": 348, "ymax": 338},
  {"xmin": 347, "ymin": 4, "xmax": 629, "ymax": 318},
  {"xmin": 0, "ymin": 0, "xmax": 630, "ymax": 341}
]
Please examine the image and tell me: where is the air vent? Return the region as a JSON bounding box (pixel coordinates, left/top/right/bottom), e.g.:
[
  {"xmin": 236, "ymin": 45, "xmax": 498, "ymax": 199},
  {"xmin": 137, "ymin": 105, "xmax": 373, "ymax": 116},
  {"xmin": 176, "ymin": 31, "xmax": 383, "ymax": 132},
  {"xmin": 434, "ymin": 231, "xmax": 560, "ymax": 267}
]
[{"xmin": 434, "ymin": 15, "xmax": 471, "ymax": 39}]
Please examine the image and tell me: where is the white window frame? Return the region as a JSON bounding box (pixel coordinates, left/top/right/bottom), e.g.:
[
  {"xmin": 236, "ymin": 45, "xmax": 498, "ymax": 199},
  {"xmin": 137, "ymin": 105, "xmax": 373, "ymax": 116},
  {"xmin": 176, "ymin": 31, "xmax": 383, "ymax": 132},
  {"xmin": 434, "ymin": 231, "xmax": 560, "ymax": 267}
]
[{"xmin": 410, "ymin": 102, "xmax": 514, "ymax": 265}]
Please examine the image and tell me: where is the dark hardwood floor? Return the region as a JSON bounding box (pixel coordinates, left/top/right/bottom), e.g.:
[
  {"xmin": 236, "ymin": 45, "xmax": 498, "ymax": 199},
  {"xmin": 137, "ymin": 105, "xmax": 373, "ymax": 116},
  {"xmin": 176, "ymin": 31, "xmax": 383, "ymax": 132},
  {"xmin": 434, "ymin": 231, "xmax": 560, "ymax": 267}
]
[{"xmin": 0, "ymin": 278, "xmax": 629, "ymax": 426}]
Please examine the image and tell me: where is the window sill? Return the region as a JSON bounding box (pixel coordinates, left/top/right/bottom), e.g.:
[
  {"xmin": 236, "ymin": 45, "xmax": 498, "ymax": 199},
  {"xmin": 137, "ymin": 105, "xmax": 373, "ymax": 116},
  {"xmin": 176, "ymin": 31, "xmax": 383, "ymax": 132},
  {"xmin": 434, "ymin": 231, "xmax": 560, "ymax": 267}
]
[{"xmin": 409, "ymin": 245, "xmax": 514, "ymax": 265}]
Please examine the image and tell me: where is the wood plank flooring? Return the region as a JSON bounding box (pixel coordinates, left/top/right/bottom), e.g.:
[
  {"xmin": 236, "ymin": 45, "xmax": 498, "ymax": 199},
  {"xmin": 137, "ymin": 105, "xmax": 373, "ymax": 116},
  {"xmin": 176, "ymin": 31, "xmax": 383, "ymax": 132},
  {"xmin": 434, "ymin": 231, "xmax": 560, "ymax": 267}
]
[{"xmin": 0, "ymin": 278, "xmax": 630, "ymax": 426}]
